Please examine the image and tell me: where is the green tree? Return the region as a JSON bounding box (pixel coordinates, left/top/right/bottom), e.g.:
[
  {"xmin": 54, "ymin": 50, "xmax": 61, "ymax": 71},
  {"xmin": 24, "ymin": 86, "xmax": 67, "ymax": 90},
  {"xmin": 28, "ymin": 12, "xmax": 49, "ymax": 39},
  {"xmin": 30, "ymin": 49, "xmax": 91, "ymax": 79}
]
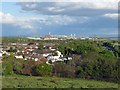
[
  {"xmin": 34, "ymin": 63, "xmax": 52, "ymax": 76},
  {"xmin": 38, "ymin": 43, "xmax": 43, "ymax": 51},
  {"xmin": 2, "ymin": 60, "xmax": 14, "ymax": 75},
  {"xmin": 13, "ymin": 61, "xmax": 23, "ymax": 74}
]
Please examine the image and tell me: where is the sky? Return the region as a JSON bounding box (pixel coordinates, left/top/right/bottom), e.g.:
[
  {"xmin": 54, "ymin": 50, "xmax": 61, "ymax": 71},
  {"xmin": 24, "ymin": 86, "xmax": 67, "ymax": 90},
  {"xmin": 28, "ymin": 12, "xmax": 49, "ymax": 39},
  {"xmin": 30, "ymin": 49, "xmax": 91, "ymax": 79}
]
[{"xmin": 0, "ymin": 0, "xmax": 119, "ymax": 37}]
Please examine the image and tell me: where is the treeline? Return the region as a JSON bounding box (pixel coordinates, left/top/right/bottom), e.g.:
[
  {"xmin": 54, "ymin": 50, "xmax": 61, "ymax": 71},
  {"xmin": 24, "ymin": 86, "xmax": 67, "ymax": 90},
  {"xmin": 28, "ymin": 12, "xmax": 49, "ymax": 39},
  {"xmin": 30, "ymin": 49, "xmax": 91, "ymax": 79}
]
[
  {"xmin": 2, "ymin": 56, "xmax": 52, "ymax": 76},
  {"xmin": 2, "ymin": 54, "xmax": 119, "ymax": 83},
  {"xmin": 57, "ymin": 40, "xmax": 119, "ymax": 59}
]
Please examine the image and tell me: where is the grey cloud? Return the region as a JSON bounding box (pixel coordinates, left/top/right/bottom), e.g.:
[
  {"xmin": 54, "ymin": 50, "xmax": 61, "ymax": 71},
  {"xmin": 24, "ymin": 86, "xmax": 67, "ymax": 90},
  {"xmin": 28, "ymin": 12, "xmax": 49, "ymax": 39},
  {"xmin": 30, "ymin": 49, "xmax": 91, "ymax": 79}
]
[{"xmin": 17, "ymin": 2, "xmax": 117, "ymax": 16}]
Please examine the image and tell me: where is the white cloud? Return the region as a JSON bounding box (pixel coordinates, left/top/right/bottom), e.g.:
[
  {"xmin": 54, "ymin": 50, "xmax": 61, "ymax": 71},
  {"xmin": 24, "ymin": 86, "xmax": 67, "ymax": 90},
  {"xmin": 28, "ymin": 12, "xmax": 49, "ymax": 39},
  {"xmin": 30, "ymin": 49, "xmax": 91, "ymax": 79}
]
[
  {"xmin": 0, "ymin": 12, "xmax": 33, "ymax": 29},
  {"xmin": 0, "ymin": 12, "xmax": 15, "ymax": 24},
  {"xmin": 48, "ymin": 7, "xmax": 65, "ymax": 12},
  {"xmin": 40, "ymin": 15, "xmax": 77, "ymax": 25},
  {"xmin": 0, "ymin": 11, "xmax": 88, "ymax": 31},
  {"xmin": 55, "ymin": 1, "xmax": 118, "ymax": 10},
  {"xmin": 103, "ymin": 13, "xmax": 118, "ymax": 19}
]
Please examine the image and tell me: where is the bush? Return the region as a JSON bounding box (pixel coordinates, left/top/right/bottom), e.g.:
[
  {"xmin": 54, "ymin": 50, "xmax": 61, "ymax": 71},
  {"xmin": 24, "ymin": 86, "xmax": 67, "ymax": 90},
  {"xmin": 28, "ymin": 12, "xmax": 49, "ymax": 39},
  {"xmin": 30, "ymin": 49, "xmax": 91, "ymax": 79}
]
[
  {"xmin": 75, "ymin": 56, "xmax": 119, "ymax": 82},
  {"xmin": 22, "ymin": 61, "xmax": 36, "ymax": 76},
  {"xmin": 2, "ymin": 60, "xmax": 14, "ymax": 75},
  {"xmin": 13, "ymin": 61, "xmax": 23, "ymax": 74},
  {"xmin": 53, "ymin": 61, "xmax": 75, "ymax": 78},
  {"xmin": 34, "ymin": 63, "xmax": 52, "ymax": 76}
]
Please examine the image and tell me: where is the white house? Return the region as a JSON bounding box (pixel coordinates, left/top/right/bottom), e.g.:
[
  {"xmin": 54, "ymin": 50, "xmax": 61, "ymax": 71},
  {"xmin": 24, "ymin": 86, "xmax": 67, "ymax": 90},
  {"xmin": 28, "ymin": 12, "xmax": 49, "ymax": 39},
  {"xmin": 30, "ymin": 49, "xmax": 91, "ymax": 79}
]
[
  {"xmin": 67, "ymin": 57, "xmax": 72, "ymax": 60},
  {"xmin": 47, "ymin": 56, "xmax": 59, "ymax": 60},
  {"xmin": 34, "ymin": 58, "xmax": 39, "ymax": 61},
  {"xmin": 43, "ymin": 53, "xmax": 52, "ymax": 57},
  {"xmin": 47, "ymin": 51, "xmax": 64, "ymax": 62},
  {"xmin": 49, "ymin": 47, "xmax": 56, "ymax": 51},
  {"xmin": 15, "ymin": 55, "xmax": 23, "ymax": 59}
]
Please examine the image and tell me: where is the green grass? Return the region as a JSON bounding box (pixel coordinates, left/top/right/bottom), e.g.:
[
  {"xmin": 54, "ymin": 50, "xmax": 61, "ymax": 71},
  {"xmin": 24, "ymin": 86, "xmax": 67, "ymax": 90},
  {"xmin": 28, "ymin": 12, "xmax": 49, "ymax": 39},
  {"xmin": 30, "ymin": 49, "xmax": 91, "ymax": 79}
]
[{"xmin": 2, "ymin": 75, "xmax": 119, "ymax": 88}]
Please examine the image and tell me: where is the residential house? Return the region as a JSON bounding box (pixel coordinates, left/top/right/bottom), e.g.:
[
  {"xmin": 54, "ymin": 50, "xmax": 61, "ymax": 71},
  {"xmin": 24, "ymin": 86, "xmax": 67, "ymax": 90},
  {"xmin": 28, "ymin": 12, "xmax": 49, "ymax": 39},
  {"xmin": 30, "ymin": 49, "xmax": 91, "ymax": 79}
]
[{"xmin": 15, "ymin": 54, "xmax": 23, "ymax": 59}]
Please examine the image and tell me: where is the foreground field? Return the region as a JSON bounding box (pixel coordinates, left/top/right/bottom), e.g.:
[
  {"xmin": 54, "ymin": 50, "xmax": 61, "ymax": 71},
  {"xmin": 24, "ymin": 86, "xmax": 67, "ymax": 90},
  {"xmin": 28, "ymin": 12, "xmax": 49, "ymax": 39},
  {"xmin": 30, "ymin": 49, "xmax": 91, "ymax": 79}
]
[{"xmin": 2, "ymin": 75, "xmax": 118, "ymax": 88}]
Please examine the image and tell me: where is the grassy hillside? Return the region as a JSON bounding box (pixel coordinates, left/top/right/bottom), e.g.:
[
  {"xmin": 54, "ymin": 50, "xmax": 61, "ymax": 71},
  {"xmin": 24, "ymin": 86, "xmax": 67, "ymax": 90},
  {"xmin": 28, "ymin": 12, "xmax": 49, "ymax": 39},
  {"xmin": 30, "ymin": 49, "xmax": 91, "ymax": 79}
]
[{"xmin": 2, "ymin": 75, "xmax": 118, "ymax": 88}]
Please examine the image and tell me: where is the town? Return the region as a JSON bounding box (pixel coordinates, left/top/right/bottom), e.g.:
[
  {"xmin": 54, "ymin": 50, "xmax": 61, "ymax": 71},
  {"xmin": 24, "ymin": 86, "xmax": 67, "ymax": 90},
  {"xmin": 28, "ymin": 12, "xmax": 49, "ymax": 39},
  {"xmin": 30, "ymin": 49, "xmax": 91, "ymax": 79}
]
[
  {"xmin": 27, "ymin": 33, "xmax": 98, "ymax": 41},
  {"xmin": 1, "ymin": 41, "xmax": 72, "ymax": 64},
  {"xmin": 0, "ymin": 34, "xmax": 118, "ymax": 65},
  {"xmin": 0, "ymin": 34, "xmax": 101, "ymax": 64}
]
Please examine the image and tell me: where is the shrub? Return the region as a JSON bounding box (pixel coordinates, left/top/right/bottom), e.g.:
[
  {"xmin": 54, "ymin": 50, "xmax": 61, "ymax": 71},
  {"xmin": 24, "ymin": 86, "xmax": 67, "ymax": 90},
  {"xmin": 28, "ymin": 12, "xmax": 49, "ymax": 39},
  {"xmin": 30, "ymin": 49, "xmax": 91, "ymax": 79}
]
[
  {"xmin": 34, "ymin": 63, "xmax": 52, "ymax": 76},
  {"xmin": 53, "ymin": 62, "xmax": 75, "ymax": 78},
  {"xmin": 13, "ymin": 61, "xmax": 23, "ymax": 74},
  {"xmin": 22, "ymin": 61, "xmax": 36, "ymax": 76},
  {"xmin": 2, "ymin": 60, "xmax": 14, "ymax": 75}
]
